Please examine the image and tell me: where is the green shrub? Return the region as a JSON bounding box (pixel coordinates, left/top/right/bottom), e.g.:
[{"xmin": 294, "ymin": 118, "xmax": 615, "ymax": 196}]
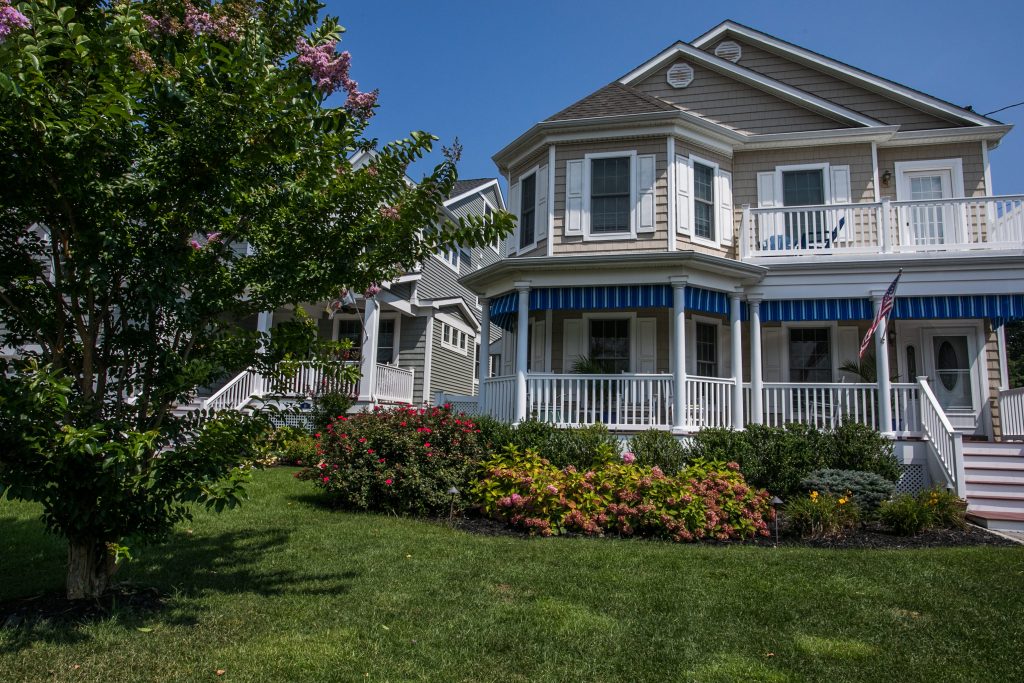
[
  {"xmin": 684, "ymin": 427, "xmax": 753, "ymax": 464},
  {"xmin": 880, "ymin": 488, "xmax": 966, "ymax": 535},
  {"xmin": 299, "ymin": 405, "xmax": 485, "ymax": 516},
  {"xmin": 546, "ymin": 423, "xmax": 620, "ymax": 469},
  {"xmin": 310, "ymin": 388, "xmax": 355, "ymax": 433},
  {"xmin": 471, "ymin": 447, "xmax": 770, "ymax": 541},
  {"xmin": 801, "ymin": 469, "xmax": 895, "ymax": 514},
  {"xmin": 822, "ymin": 422, "xmax": 900, "ymax": 482},
  {"xmin": 785, "ymin": 491, "xmax": 860, "ymax": 538},
  {"xmin": 628, "ymin": 429, "xmax": 689, "ymax": 473},
  {"xmin": 262, "ymin": 426, "xmax": 317, "ymax": 466},
  {"xmin": 472, "ymin": 414, "xmax": 516, "ymax": 452}
]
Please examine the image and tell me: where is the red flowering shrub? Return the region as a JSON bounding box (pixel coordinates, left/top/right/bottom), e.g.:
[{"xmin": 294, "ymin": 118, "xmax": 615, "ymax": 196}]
[
  {"xmin": 298, "ymin": 405, "xmax": 486, "ymax": 516},
  {"xmin": 471, "ymin": 447, "xmax": 771, "ymax": 541}
]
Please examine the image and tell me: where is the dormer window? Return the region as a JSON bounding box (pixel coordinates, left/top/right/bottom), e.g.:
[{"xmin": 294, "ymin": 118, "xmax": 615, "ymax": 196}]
[
  {"xmin": 591, "ymin": 157, "xmax": 631, "ymax": 234},
  {"xmin": 519, "ymin": 173, "xmax": 536, "ymax": 249}
]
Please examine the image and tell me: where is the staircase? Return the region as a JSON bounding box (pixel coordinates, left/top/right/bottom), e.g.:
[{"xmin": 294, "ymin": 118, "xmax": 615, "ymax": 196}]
[{"xmin": 963, "ymin": 441, "xmax": 1024, "ymax": 532}]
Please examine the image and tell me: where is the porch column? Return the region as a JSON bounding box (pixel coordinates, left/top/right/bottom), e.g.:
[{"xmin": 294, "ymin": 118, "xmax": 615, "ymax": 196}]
[
  {"xmin": 358, "ymin": 296, "xmax": 379, "ymax": 403},
  {"xmin": 730, "ymin": 293, "xmax": 744, "ymax": 429},
  {"xmin": 671, "ymin": 277, "xmax": 688, "ymax": 432},
  {"xmin": 514, "ymin": 282, "xmax": 530, "ymax": 424},
  {"xmin": 478, "ymin": 298, "xmax": 491, "ymax": 410},
  {"xmin": 748, "ymin": 295, "xmax": 764, "ymax": 425},
  {"xmin": 255, "ymin": 310, "xmax": 273, "ymax": 395},
  {"xmin": 997, "ymin": 323, "xmax": 1010, "ymax": 391},
  {"xmin": 872, "ymin": 292, "xmax": 894, "ymax": 436}
]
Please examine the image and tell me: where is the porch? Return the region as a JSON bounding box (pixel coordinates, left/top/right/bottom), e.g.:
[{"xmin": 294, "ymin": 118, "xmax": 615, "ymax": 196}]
[{"xmin": 740, "ymin": 195, "xmax": 1024, "ymax": 259}]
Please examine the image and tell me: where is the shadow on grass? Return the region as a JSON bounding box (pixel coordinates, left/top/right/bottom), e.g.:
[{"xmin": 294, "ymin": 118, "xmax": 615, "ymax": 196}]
[{"xmin": 1, "ymin": 523, "xmax": 361, "ymax": 654}]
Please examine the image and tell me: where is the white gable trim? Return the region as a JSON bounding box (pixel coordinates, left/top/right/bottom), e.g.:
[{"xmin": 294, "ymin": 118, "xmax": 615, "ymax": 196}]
[
  {"xmin": 444, "ymin": 179, "xmax": 502, "ymax": 208},
  {"xmin": 691, "ymin": 21, "xmax": 998, "ymax": 128},
  {"xmin": 617, "ymin": 41, "xmax": 882, "ymax": 128}
]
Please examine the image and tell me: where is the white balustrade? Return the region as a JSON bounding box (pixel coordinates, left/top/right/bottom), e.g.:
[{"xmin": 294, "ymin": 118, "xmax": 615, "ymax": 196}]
[
  {"xmin": 483, "ymin": 377, "xmax": 516, "ymax": 423},
  {"xmin": 525, "ymin": 373, "xmax": 673, "ymax": 429},
  {"xmin": 683, "ymin": 376, "xmax": 734, "ymax": 429},
  {"xmin": 760, "ymin": 382, "xmax": 877, "ymax": 430},
  {"xmin": 374, "ymin": 364, "xmax": 415, "ymax": 404},
  {"xmin": 743, "ymin": 196, "xmax": 1024, "ymax": 258},
  {"xmin": 998, "ymin": 386, "xmax": 1024, "ymax": 439},
  {"xmin": 917, "ymin": 377, "xmax": 966, "ymax": 496},
  {"xmin": 891, "ymin": 383, "xmax": 923, "ymax": 436}
]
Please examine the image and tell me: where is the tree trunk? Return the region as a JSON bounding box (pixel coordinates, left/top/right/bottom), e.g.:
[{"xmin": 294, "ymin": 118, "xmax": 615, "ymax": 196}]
[{"xmin": 66, "ymin": 540, "xmax": 118, "ymax": 600}]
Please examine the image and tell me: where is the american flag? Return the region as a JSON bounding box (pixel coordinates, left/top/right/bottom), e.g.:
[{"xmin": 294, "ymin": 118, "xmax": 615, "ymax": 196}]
[{"xmin": 859, "ymin": 269, "xmax": 902, "ymax": 359}]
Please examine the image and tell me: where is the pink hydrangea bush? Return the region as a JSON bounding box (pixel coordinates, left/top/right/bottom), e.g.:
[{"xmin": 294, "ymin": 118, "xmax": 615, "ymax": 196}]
[
  {"xmin": 472, "ymin": 447, "xmax": 771, "ymax": 541},
  {"xmin": 298, "ymin": 405, "xmax": 486, "ymax": 516}
]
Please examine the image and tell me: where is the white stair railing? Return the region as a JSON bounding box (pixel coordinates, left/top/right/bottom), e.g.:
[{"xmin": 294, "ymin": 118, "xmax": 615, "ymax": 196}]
[
  {"xmin": 998, "ymin": 386, "xmax": 1024, "ymax": 439},
  {"xmin": 201, "ymin": 369, "xmax": 259, "ymax": 412},
  {"xmin": 917, "ymin": 376, "xmax": 966, "ymax": 497}
]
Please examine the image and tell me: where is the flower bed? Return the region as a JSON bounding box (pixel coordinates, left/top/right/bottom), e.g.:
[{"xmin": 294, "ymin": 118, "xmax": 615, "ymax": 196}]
[{"xmin": 471, "ymin": 448, "xmax": 772, "ymax": 541}]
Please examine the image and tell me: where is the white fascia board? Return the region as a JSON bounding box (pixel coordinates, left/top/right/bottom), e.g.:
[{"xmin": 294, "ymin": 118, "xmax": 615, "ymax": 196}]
[
  {"xmin": 879, "ymin": 125, "xmax": 1013, "ymax": 148},
  {"xmin": 616, "ymin": 42, "xmax": 883, "ymax": 128},
  {"xmin": 425, "ymin": 297, "xmax": 481, "ymax": 331},
  {"xmin": 444, "ymin": 179, "xmax": 501, "ymax": 208},
  {"xmin": 374, "ymin": 290, "xmax": 414, "ymax": 315},
  {"xmin": 692, "ymin": 21, "xmax": 1000, "ymax": 128},
  {"xmin": 738, "ymin": 126, "xmax": 899, "ymax": 150}
]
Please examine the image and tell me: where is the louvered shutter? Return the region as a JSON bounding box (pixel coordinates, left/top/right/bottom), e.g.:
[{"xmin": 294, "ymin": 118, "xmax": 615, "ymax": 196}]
[
  {"xmin": 507, "ymin": 181, "xmax": 520, "ymax": 255},
  {"xmin": 565, "ymin": 160, "xmax": 584, "ymax": 236},
  {"xmin": 830, "ymin": 166, "xmax": 851, "ymax": 204},
  {"xmin": 535, "ymin": 164, "xmax": 549, "ymax": 244},
  {"xmin": 562, "ymin": 319, "xmax": 583, "ymax": 372},
  {"xmin": 718, "ymin": 169, "xmax": 733, "ymax": 246},
  {"xmin": 828, "ymin": 165, "xmax": 852, "ymax": 246},
  {"xmin": 637, "ymin": 318, "xmax": 657, "ymax": 373},
  {"xmin": 675, "ymin": 154, "xmax": 692, "ymax": 235},
  {"xmin": 636, "ymin": 154, "xmax": 656, "ymax": 234},
  {"xmin": 756, "ymin": 172, "xmax": 777, "ymax": 208}
]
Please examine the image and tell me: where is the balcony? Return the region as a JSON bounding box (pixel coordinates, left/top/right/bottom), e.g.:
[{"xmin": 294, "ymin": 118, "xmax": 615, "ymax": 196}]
[{"xmin": 740, "ymin": 195, "xmax": 1024, "ymax": 259}]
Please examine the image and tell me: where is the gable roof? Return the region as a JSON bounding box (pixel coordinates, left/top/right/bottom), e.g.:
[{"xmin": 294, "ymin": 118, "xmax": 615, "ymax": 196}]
[
  {"xmin": 449, "ymin": 178, "xmax": 495, "ymax": 198},
  {"xmin": 617, "ymin": 40, "xmax": 883, "ymax": 128},
  {"xmin": 545, "ymin": 82, "xmax": 680, "ymax": 122},
  {"xmin": 691, "ymin": 20, "xmax": 1001, "ymax": 128}
]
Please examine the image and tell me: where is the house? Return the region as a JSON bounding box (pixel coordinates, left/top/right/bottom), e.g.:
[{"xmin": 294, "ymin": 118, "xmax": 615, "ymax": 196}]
[
  {"xmin": 460, "ymin": 20, "xmax": 1024, "ymax": 530},
  {"xmin": 201, "ymin": 159, "xmax": 505, "ymax": 411}
]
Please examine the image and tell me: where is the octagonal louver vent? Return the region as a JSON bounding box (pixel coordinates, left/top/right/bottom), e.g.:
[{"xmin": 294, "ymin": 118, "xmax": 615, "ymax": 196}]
[
  {"xmin": 714, "ymin": 40, "xmax": 742, "ymax": 63},
  {"xmin": 666, "ymin": 61, "xmax": 694, "ymax": 89}
]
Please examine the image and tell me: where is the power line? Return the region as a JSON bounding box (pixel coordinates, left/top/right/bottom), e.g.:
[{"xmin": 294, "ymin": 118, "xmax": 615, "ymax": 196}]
[{"xmin": 984, "ymin": 100, "xmax": 1024, "ymax": 116}]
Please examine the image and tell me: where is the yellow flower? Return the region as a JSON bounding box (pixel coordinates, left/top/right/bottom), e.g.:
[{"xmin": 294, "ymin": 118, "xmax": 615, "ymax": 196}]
[
  {"xmin": 838, "ymin": 497, "xmax": 847, "ymax": 505},
  {"xmin": 810, "ymin": 491, "xmax": 819, "ymax": 502}
]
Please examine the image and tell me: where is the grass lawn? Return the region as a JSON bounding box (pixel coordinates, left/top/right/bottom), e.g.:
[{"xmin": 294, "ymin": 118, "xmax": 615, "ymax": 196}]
[{"xmin": 2, "ymin": 468, "xmax": 1023, "ymax": 682}]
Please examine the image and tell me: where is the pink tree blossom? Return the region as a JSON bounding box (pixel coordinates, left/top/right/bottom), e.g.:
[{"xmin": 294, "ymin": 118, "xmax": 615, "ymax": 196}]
[
  {"xmin": 0, "ymin": 0, "xmax": 31, "ymax": 42},
  {"xmin": 294, "ymin": 38, "xmax": 379, "ymax": 118}
]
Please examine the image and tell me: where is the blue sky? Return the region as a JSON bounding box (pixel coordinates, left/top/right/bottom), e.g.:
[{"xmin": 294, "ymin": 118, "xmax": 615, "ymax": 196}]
[{"xmin": 327, "ymin": 0, "xmax": 1024, "ymax": 196}]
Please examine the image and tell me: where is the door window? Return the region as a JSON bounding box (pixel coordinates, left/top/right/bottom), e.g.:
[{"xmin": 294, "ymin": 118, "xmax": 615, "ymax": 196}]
[
  {"xmin": 589, "ymin": 319, "xmax": 630, "ymax": 373},
  {"xmin": 932, "ymin": 335, "xmax": 972, "ymax": 409},
  {"xmin": 377, "ymin": 319, "xmax": 395, "ymax": 364},
  {"xmin": 782, "ymin": 169, "xmax": 826, "ymax": 247},
  {"xmin": 789, "ymin": 327, "xmax": 832, "ymax": 382},
  {"xmin": 695, "ymin": 322, "xmax": 718, "ymax": 377},
  {"xmin": 903, "ymin": 170, "xmax": 952, "ymax": 246}
]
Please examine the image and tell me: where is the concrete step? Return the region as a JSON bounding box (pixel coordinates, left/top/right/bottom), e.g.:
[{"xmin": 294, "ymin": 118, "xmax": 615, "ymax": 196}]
[{"xmin": 965, "ymin": 509, "xmax": 1024, "ymax": 533}]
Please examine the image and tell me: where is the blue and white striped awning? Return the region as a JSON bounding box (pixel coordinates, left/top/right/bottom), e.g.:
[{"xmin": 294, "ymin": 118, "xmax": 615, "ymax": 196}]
[
  {"xmin": 489, "ymin": 289, "xmax": 1024, "ymax": 329},
  {"xmin": 489, "ymin": 284, "xmax": 731, "ymax": 329}
]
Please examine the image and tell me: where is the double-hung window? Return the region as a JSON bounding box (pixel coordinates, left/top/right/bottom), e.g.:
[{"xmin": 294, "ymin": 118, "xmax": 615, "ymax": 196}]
[
  {"xmin": 519, "ymin": 173, "xmax": 536, "ymax": 249},
  {"xmin": 589, "ymin": 319, "xmax": 630, "ymax": 373},
  {"xmin": 789, "ymin": 327, "xmax": 832, "ymax": 382},
  {"xmin": 377, "ymin": 319, "xmax": 395, "ymax": 364},
  {"xmin": 693, "ymin": 162, "xmax": 716, "ymax": 241},
  {"xmin": 590, "ymin": 157, "xmax": 631, "ymax": 234},
  {"xmin": 695, "ymin": 322, "xmax": 718, "ymax": 377}
]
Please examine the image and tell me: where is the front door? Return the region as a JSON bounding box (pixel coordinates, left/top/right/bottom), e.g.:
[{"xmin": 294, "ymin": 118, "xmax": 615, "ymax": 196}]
[
  {"xmin": 921, "ymin": 329, "xmax": 982, "ymax": 432},
  {"xmin": 898, "ymin": 170, "xmax": 954, "ymax": 246}
]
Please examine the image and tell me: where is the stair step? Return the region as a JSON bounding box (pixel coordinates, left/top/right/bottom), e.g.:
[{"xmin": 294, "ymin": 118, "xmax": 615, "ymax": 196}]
[
  {"xmin": 961, "ymin": 455, "xmax": 1024, "ymax": 468},
  {"xmin": 963, "ymin": 443, "xmax": 1024, "ymax": 456},
  {"xmin": 968, "ymin": 491, "xmax": 1024, "ymax": 501},
  {"xmin": 965, "ymin": 510, "xmax": 1024, "ymax": 533},
  {"xmin": 966, "ymin": 475, "xmax": 1024, "ymax": 486},
  {"xmin": 966, "ymin": 462, "xmax": 1024, "ymax": 472}
]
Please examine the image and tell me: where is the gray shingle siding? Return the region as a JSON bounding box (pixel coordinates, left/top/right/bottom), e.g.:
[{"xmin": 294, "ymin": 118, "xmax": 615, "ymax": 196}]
[
  {"xmin": 398, "ymin": 314, "xmax": 429, "ymax": 403},
  {"xmin": 431, "ymin": 335, "xmax": 476, "ymax": 397}
]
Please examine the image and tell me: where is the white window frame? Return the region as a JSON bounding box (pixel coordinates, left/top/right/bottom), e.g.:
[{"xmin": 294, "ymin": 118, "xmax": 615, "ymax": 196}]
[
  {"xmin": 689, "ymin": 153, "xmax": 720, "ymax": 248},
  {"xmin": 774, "ymin": 162, "xmax": 833, "ymax": 207},
  {"xmin": 893, "ymin": 158, "xmax": 965, "ymax": 201},
  {"xmin": 376, "ymin": 314, "xmax": 401, "ymax": 365},
  {"xmin": 583, "ymin": 150, "xmax": 638, "ymax": 241},
  {"xmin": 438, "ymin": 314, "xmax": 476, "ymax": 356},
  {"xmin": 691, "ymin": 315, "xmax": 722, "ymax": 378},
  {"xmin": 581, "ymin": 311, "xmax": 638, "ymax": 372},
  {"xmin": 439, "ymin": 246, "xmax": 461, "ymax": 272},
  {"xmin": 781, "ymin": 321, "xmax": 839, "ymax": 383},
  {"xmin": 332, "ymin": 312, "xmax": 401, "ymax": 364},
  {"xmin": 481, "ymin": 197, "xmax": 500, "ymax": 254},
  {"xmin": 516, "ymin": 164, "xmax": 542, "ymax": 254}
]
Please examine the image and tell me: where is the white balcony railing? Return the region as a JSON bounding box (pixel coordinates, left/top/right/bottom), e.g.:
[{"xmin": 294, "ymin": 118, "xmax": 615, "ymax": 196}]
[{"xmin": 742, "ymin": 195, "xmax": 1024, "ymax": 258}]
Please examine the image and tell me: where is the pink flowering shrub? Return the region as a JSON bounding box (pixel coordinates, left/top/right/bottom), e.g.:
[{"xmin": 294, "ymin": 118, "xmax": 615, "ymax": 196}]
[
  {"xmin": 471, "ymin": 447, "xmax": 771, "ymax": 541},
  {"xmin": 0, "ymin": 0, "xmax": 31, "ymax": 43},
  {"xmin": 298, "ymin": 405, "xmax": 486, "ymax": 516},
  {"xmin": 294, "ymin": 37, "xmax": 379, "ymax": 117}
]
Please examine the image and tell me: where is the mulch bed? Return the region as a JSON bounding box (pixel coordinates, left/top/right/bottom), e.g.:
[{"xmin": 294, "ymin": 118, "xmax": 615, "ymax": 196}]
[
  {"xmin": 0, "ymin": 584, "xmax": 164, "ymax": 630},
  {"xmin": 446, "ymin": 514, "xmax": 1021, "ymax": 549}
]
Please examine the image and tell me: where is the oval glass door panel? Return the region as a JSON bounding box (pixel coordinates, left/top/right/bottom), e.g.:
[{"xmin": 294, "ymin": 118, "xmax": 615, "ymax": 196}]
[{"xmin": 932, "ymin": 336, "xmax": 972, "ymax": 410}]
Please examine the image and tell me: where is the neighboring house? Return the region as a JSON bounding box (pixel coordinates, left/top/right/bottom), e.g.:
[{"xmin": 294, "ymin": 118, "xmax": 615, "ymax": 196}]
[
  {"xmin": 461, "ymin": 20, "xmax": 1024, "ymax": 530},
  {"xmin": 206, "ymin": 160, "xmax": 506, "ymax": 411}
]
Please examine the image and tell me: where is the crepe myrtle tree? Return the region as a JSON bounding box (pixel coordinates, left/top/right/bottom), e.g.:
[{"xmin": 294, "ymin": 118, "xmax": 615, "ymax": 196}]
[{"xmin": 0, "ymin": 0, "xmax": 512, "ymax": 599}]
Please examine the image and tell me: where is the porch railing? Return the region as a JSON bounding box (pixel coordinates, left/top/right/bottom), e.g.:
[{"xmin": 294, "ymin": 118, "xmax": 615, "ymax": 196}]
[
  {"xmin": 891, "ymin": 383, "xmax": 923, "ymax": 436},
  {"xmin": 483, "ymin": 376, "xmax": 516, "ymax": 423},
  {"xmin": 759, "ymin": 382, "xmax": 877, "ymax": 430},
  {"xmin": 683, "ymin": 376, "xmax": 734, "ymax": 429},
  {"xmin": 743, "ymin": 195, "xmax": 1024, "ymax": 258},
  {"xmin": 525, "ymin": 373, "xmax": 674, "ymax": 429},
  {"xmin": 917, "ymin": 377, "xmax": 966, "ymax": 496},
  {"xmin": 998, "ymin": 386, "xmax": 1024, "ymax": 439},
  {"xmin": 375, "ymin": 364, "xmax": 415, "ymax": 404}
]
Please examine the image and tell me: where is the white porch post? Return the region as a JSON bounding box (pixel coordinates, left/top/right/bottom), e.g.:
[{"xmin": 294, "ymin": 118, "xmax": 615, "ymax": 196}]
[
  {"xmin": 997, "ymin": 323, "xmax": 1010, "ymax": 391},
  {"xmin": 478, "ymin": 298, "xmax": 491, "ymax": 410},
  {"xmin": 731, "ymin": 293, "xmax": 744, "ymax": 429},
  {"xmin": 255, "ymin": 310, "xmax": 273, "ymax": 395},
  {"xmin": 748, "ymin": 295, "xmax": 764, "ymax": 425},
  {"xmin": 358, "ymin": 296, "xmax": 380, "ymax": 403},
  {"xmin": 671, "ymin": 277, "xmax": 688, "ymax": 432},
  {"xmin": 872, "ymin": 292, "xmax": 894, "ymax": 436},
  {"xmin": 514, "ymin": 282, "xmax": 530, "ymax": 423}
]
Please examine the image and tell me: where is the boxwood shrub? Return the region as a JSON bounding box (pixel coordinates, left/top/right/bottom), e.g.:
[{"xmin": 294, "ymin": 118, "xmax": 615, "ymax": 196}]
[{"xmin": 627, "ymin": 429, "xmax": 689, "ymax": 473}]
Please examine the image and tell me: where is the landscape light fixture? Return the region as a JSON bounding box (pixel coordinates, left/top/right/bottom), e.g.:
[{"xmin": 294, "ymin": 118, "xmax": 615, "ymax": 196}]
[{"xmin": 770, "ymin": 496, "xmax": 784, "ymax": 546}]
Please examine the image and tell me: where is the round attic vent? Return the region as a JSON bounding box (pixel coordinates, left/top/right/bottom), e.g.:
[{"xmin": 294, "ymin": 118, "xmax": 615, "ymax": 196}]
[
  {"xmin": 666, "ymin": 61, "xmax": 694, "ymax": 89},
  {"xmin": 714, "ymin": 40, "xmax": 742, "ymax": 63}
]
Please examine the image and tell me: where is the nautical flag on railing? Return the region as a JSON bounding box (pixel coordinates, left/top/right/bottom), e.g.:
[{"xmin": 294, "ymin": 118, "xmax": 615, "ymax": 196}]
[
  {"xmin": 859, "ymin": 269, "xmax": 902, "ymax": 359},
  {"xmin": 829, "ymin": 216, "xmax": 845, "ymax": 246}
]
